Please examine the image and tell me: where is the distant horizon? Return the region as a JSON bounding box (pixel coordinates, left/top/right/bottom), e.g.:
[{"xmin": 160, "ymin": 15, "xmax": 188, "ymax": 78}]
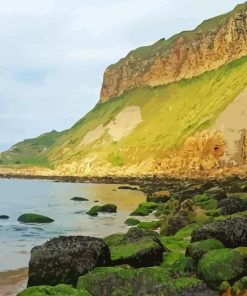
[{"xmin": 0, "ymin": 0, "xmax": 244, "ymax": 152}]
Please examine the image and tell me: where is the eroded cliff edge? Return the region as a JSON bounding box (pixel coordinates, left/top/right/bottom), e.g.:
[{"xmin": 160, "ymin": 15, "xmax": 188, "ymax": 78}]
[{"xmin": 100, "ymin": 2, "xmax": 247, "ymax": 102}]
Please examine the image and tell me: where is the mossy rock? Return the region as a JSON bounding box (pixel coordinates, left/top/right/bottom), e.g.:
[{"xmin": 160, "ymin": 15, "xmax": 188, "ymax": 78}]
[
  {"xmin": 159, "ymin": 236, "xmax": 189, "ymax": 252},
  {"xmin": 231, "ymin": 277, "xmax": 247, "ymax": 296},
  {"xmin": 86, "ymin": 206, "xmax": 101, "ymax": 216},
  {"xmin": 147, "ymin": 190, "xmax": 171, "ymax": 203},
  {"xmin": 17, "ymin": 213, "xmax": 54, "ymax": 223},
  {"xmin": 155, "ymin": 199, "xmax": 180, "ymax": 217},
  {"xmin": 130, "ymin": 205, "xmax": 149, "ymax": 216},
  {"xmin": 138, "ymin": 221, "xmax": 160, "ymax": 230},
  {"xmin": 195, "ymin": 199, "xmax": 218, "ymax": 211},
  {"xmin": 175, "ymin": 224, "xmax": 200, "ymax": 239},
  {"xmin": 124, "ymin": 218, "xmax": 140, "ymax": 226},
  {"xmin": 186, "ymin": 239, "xmax": 225, "ymax": 262},
  {"xmin": 192, "ymin": 194, "xmax": 210, "ymax": 203},
  {"xmin": 219, "ymin": 281, "xmax": 231, "ymax": 293},
  {"xmin": 17, "ymin": 284, "xmax": 91, "ymax": 296},
  {"xmin": 171, "ymin": 256, "xmax": 195, "ymax": 275},
  {"xmin": 86, "ymin": 204, "xmax": 117, "ymax": 216},
  {"xmin": 140, "ymin": 202, "xmax": 159, "ymax": 211},
  {"xmin": 104, "ymin": 228, "xmax": 164, "ymax": 267},
  {"xmin": 197, "ymin": 248, "xmax": 245, "ymax": 287},
  {"xmin": 77, "ymin": 266, "xmax": 201, "ymax": 296},
  {"xmin": 161, "ymin": 252, "xmax": 185, "ymax": 268}
]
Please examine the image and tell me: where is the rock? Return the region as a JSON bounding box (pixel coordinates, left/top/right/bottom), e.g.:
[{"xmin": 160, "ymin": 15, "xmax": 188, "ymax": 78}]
[
  {"xmin": 98, "ymin": 204, "xmax": 117, "ymax": 213},
  {"xmin": 104, "ymin": 228, "xmax": 164, "ymax": 267},
  {"xmin": 130, "ymin": 205, "xmax": 149, "ymax": 216},
  {"xmin": 28, "ymin": 236, "xmax": 111, "ymax": 287},
  {"xmin": 77, "ymin": 266, "xmax": 201, "ymax": 296},
  {"xmin": 18, "ymin": 213, "xmax": 54, "ymax": 224},
  {"xmin": 0, "ymin": 215, "xmax": 9, "ymax": 219},
  {"xmin": 159, "ymin": 236, "xmax": 189, "ymax": 253},
  {"xmin": 185, "ymin": 239, "xmax": 225, "ymax": 262},
  {"xmin": 191, "ymin": 217, "xmax": 247, "ymax": 248},
  {"xmin": 137, "ymin": 221, "xmax": 160, "ymax": 230},
  {"xmin": 86, "ymin": 204, "xmax": 117, "ymax": 216},
  {"xmin": 218, "ymin": 197, "xmax": 247, "ymax": 215},
  {"xmin": 177, "ymin": 283, "xmax": 218, "ymax": 296},
  {"xmin": 118, "ymin": 186, "xmax": 138, "ymax": 190},
  {"xmin": 197, "ymin": 248, "xmax": 246, "ymax": 287},
  {"xmin": 166, "ymin": 210, "xmax": 191, "ymax": 236},
  {"xmin": 71, "ymin": 197, "xmax": 89, "ymax": 201},
  {"xmin": 161, "ymin": 252, "xmax": 184, "ymax": 268},
  {"xmin": 174, "ymin": 223, "xmax": 200, "ymax": 239},
  {"xmin": 219, "ymin": 281, "xmax": 231, "ymax": 294},
  {"xmin": 17, "ymin": 284, "xmax": 91, "ymax": 296},
  {"xmin": 124, "ymin": 218, "xmax": 140, "ymax": 226},
  {"xmin": 231, "ymin": 276, "xmax": 247, "ymax": 296},
  {"xmin": 147, "ymin": 190, "xmax": 171, "ymax": 203}
]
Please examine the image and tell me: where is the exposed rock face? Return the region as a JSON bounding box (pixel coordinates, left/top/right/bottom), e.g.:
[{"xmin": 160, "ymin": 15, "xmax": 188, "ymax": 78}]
[
  {"xmin": 28, "ymin": 236, "xmax": 111, "ymax": 287},
  {"xmin": 100, "ymin": 3, "xmax": 247, "ymax": 102}
]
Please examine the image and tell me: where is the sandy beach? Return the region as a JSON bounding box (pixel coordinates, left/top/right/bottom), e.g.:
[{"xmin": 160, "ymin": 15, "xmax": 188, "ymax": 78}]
[{"xmin": 0, "ymin": 268, "xmax": 28, "ymax": 296}]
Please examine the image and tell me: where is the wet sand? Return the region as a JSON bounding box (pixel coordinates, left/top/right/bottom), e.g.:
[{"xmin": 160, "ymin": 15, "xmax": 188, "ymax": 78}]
[{"xmin": 0, "ymin": 268, "xmax": 28, "ymax": 296}]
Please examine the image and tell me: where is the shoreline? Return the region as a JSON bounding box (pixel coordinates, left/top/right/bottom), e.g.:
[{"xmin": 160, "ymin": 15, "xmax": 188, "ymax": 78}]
[{"xmin": 0, "ymin": 267, "xmax": 28, "ymax": 296}]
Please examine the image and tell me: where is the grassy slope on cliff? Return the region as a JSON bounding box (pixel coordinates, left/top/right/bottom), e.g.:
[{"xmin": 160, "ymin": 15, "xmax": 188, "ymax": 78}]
[
  {"xmin": 44, "ymin": 54, "xmax": 247, "ymax": 168},
  {"xmin": 0, "ymin": 130, "xmax": 64, "ymax": 167}
]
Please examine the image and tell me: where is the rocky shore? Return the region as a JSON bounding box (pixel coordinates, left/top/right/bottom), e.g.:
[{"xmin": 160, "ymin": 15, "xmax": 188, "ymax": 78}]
[{"xmin": 12, "ymin": 176, "xmax": 247, "ymax": 296}]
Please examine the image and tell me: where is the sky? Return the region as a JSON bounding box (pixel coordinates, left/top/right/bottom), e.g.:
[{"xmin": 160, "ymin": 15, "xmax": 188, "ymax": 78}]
[{"xmin": 0, "ymin": 0, "xmax": 244, "ymax": 151}]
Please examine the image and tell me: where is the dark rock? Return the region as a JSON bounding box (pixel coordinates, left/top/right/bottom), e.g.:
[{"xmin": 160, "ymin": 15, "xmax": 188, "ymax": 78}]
[
  {"xmin": 0, "ymin": 215, "xmax": 9, "ymax": 219},
  {"xmin": 71, "ymin": 197, "xmax": 89, "ymax": 201},
  {"xmin": 191, "ymin": 217, "xmax": 247, "ymax": 248},
  {"xmin": 86, "ymin": 204, "xmax": 117, "ymax": 216},
  {"xmin": 177, "ymin": 283, "xmax": 218, "ymax": 296},
  {"xmin": 28, "ymin": 236, "xmax": 111, "ymax": 287},
  {"xmin": 147, "ymin": 190, "xmax": 171, "ymax": 203},
  {"xmin": 118, "ymin": 186, "xmax": 138, "ymax": 190},
  {"xmin": 18, "ymin": 213, "xmax": 54, "ymax": 224},
  {"xmin": 218, "ymin": 197, "xmax": 247, "ymax": 215}
]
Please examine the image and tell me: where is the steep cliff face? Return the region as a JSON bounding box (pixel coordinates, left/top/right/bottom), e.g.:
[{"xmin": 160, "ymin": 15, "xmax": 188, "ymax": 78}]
[{"xmin": 100, "ymin": 2, "xmax": 247, "ymax": 102}]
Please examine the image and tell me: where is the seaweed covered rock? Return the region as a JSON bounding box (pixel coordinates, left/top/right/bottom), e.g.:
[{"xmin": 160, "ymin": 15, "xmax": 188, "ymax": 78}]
[
  {"xmin": 86, "ymin": 204, "xmax": 117, "ymax": 216},
  {"xmin": 186, "ymin": 239, "xmax": 225, "ymax": 262},
  {"xmin": 218, "ymin": 197, "xmax": 247, "ymax": 215},
  {"xmin": 124, "ymin": 218, "xmax": 140, "ymax": 226},
  {"xmin": 17, "ymin": 284, "xmax": 91, "ymax": 296},
  {"xmin": 231, "ymin": 276, "xmax": 247, "ymax": 296},
  {"xmin": 130, "ymin": 202, "xmax": 159, "ymax": 216},
  {"xmin": 159, "ymin": 236, "xmax": 189, "ymax": 253},
  {"xmin": 197, "ymin": 248, "xmax": 246, "ymax": 287},
  {"xmin": 137, "ymin": 221, "xmax": 160, "ymax": 230},
  {"xmin": 177, "ymin": 283, "xmax": 218, "ymax": 296},
  {"xmin": 77, "ymin": 266, "xmax": 201, "ymax": 296},
  {"xmin": 147, "ymin": 190, "xmax": 171, "ymax": 203},
  {"xmin": 28, "ymin": 236, "xmax": 111, "ymax": 287},
  {"xmin": 191, "ymin": 217, "xmax": 247, "ymax": 247},
  {"xmin": 18, "ymin": 213, "xmax": 54, "ymax": 224},
  {"xmin": 104, "ymin": 228, "xmax": 164, "ymax": 267}
]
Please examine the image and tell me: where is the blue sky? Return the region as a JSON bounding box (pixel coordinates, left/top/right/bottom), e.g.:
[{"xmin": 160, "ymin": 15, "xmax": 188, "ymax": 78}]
[{"xmin": 0, "ymin": 0, "xmax": 243, "ymax": 151}]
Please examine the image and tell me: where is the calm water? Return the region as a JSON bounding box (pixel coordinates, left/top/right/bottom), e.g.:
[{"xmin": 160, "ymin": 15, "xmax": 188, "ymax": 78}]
[{"xmin": 0, "ymin": 178, "xmax": 145, "ymax": 271}]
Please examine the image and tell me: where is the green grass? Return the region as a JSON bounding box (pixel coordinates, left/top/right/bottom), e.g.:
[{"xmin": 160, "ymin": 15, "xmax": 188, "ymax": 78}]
[
  {"xmin": 4, "ymin": 49, "xmax": 247, "ymax": 170},
  {"xmin": 44, "ymin": 54, "xmax": 247, "ymax": 168}
]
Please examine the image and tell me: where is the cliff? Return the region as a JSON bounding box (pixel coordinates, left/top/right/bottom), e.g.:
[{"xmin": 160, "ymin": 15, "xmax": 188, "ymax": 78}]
[{"xmin": 100, "ymin": 2, "xmax": 247, "ymax": 102}]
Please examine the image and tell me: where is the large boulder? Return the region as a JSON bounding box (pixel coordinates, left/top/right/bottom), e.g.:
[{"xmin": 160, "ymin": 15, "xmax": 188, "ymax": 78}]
[
  {"xmin": 18, "ymin": 213, "xmax": 54, "ymax": 223},
  {"xmin": 77, "ymin": 266, "xmax": 201, "ymax": 296},
  {"xmin": 17, "ymin": 284, "xmax": 91, "ymax": 296},
  {"xmin": 104, "ymin": 228, "xmax": 164, "ymax": 267},
  {"xmin": 28, "ymin": 236, "xmax": 111, "ymax": 287},
  {"xmin": 197, "ymin": 248, "xmax": 246, "ymax": 287},
  {"xmin": 191, "ymin": 217, "xmax": 247, "ymax": 248}
]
